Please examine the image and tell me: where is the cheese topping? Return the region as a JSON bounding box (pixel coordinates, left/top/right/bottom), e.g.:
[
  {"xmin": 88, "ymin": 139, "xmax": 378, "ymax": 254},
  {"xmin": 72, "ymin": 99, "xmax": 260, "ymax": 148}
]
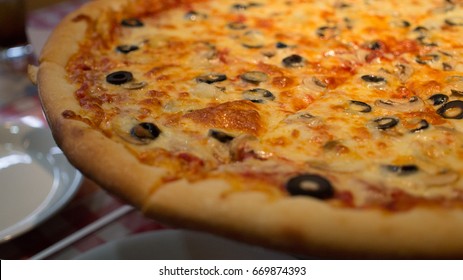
[{"xmin": 66, "ymin": 0, "xmax": 463, "ymax": 210}]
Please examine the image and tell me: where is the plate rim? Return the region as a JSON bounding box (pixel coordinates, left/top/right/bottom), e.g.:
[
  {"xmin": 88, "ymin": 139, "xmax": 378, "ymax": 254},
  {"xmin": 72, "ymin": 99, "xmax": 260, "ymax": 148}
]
[
  {"xmin": 0, "ymin": 122, "xmax": 82, "ymax": 243},
  {"xmin": 74, "ymin": 229, "xmax": 295, "ymax": 260}
]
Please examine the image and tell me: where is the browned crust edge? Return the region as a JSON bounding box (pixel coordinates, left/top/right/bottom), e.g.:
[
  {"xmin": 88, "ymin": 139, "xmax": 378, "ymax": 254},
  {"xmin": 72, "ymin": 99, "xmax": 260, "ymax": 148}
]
[
  {"xmin": 36, "ymin": 0, "xmax": 463, "ymax": 259},
  {"xmin": 146, "ymin": 179, "xmax": 463, "ymax": 259},
  {"xmin": 37, "ymin": 0, "xmax": 166, "ymax": 208}
]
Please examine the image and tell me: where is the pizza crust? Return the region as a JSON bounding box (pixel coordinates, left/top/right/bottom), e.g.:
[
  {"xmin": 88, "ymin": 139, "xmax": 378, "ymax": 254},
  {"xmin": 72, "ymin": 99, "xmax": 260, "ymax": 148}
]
[
  {"xmin": 38, "ymin": 62, "xmax": 166, "ymax": 208},
  {"xmin": 35, "ymin": 0, "xmax": 463, "ymax": 258},
  {"xmin": 37, "ymin": 0, "xmax": 167, "ymax": 208},
  {"xmin": 146, "ymin": 178, "xmax": 463, "ymax": 259}
]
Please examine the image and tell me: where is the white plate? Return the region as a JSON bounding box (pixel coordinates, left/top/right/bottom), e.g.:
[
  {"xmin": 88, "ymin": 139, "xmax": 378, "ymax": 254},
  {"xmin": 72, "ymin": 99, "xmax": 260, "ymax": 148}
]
[
  {"xmin": 75, "ymin": 230, "xmax": 295, "ymax": 260},
  {"xmin": 0, "ymin": 120, "xmax": 82, "ymax": 243}
]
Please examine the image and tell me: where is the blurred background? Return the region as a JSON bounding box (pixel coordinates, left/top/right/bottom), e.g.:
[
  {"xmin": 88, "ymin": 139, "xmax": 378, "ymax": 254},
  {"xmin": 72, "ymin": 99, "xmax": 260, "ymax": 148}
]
[
  {"xmin": 0, "ymin": 0, "xmax": 164, "ymax": 260},
  {"xmin": 27, "ymin": 0, "xmax": 65, "ymax": 11}
]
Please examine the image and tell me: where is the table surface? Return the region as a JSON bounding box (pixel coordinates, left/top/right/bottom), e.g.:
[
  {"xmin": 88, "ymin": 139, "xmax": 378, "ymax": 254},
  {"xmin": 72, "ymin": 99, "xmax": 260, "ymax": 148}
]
[{"xmin": 0, "ymin": 0, "xmax": 168, "ymax": 260}]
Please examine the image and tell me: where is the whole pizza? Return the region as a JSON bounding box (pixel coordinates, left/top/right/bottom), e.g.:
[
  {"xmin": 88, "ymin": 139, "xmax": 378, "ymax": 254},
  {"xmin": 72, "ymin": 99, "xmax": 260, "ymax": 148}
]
[{"xmin": 31, "ymin": 0, "xmax": 463, "ymax": 258}]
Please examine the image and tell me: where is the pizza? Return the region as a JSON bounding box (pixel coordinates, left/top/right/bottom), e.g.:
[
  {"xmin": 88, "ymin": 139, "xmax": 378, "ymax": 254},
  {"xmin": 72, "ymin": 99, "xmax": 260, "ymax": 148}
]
[{"xmin": 30, "ymin": 0, "xmax": 463, "ymax": 258}]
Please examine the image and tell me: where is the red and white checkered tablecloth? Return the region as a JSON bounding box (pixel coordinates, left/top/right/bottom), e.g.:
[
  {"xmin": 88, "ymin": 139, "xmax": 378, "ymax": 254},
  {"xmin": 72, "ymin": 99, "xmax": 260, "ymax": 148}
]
[
  {"xmin": 0, "ymin": 0, "xmax": 167, "ymax": 260},
  {"xmin": 0, "ymin": 179, "xmax": 168, "ymax": 259}
]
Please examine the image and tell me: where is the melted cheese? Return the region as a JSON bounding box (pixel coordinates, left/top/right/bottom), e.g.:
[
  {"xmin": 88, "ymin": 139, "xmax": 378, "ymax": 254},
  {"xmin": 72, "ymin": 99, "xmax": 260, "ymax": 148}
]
[{"xmin": 67, "ymin": 0, "xmax": 463, "ymax": 209}]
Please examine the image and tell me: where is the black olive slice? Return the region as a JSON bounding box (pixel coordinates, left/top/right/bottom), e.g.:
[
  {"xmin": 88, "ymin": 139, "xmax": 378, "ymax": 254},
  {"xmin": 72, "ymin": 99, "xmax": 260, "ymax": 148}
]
[
  {"xmin": 383, "ymin": 164, "xmax": 419, "ymax": 176},
  {"xmin": 121, "ymin": 18, "xmax": 144, "ymax": 27},
  {"xmin": 373, "ymin": 117, "xmax": 399, "ymax": 130},
  {"xmin": 247, "ymin": 2, "xmax": 262, "ymax": 8},
  {"xmin": 122, "ymin": 81, "xmax": 147, "ymax": 90},
  {"xmin": 316, "ymin": 26, "xmax": 337, "ymax": 38},
  {"xmin": 394, "ymin": 63, "xmax": 413, "ymax": 82},
  {"xmin": 451, "ymin": 89, "xmax": 463, "ymax": 97},
  {"xmin": 227, "ymin": 22, "xmax": 247, "ymax": 30},
  {"xmin": 349, "ymin": 100, "xmax": 372, "ymax": 113},
  {"xmin": 344, "ymin": 17, "xmax": 353, "ymax": 29},
  {"xmin": 416, "ymin": 36, "xmax": 438, "ymax": 47},
  {"xmin": 413, "ymin": 26, "xmax": 429, "ymax": 35},
  {"xmin": 335, "ymin": 2, "xmax": 351, "ymax": 9},
  {"xmin": 368, "ymin": 41, "xmax": 383, "ymax": 50},
  {"xmin": 416, "ymin": 54, "xmax": 439, "ymax": 65},
  {"xmin": 299, "ymin": 113, "xmax": 315, "ymax": 119},
  {"xmin": 261, "ymin": 51, "xmax": 276, "ymax": 58},
  {"xmin": 374, "ymin": 96, "xmax": 424, "ymax": 112},
  {"xmin": 185, "ymin": 10, "xmax": 208, "ymax": 21},
  {"xmin": 410, "ymin": 119, "xmax": 429, "ymax": 133},
  {"xmin": 276, "ymin": 42, "xmax": 288, "ymax": 48},
  {"xmin": 428, "ymin": 94, "xmax": 448, "ymax": 106},
  {"xmin": 116, "ymin": 45, "xmax": 139, "ymax": 54},
  {"xmin": 131, "ymin": 122, "xmax": 161, "ymax": 141},
  {"xmin": 241, "ymin": 41, "xmax": 264, "ymax": 49},
  {"xmin": 361, "ymin": 75, "xmax": 386, "ymax": 83},
  {"xmin": 307, "ymin": 76, "xmax": 327, "ymax": 89},
  {"xmin": 241, "ymin": 30, "xmax": 265, "ymax": 48},
  {"xmin": 282, "ymin": 54, "xmax": 305, "ymax": 68},
  {"xmin": 240, "ymin": 71, "xmax": 269, "ymax": 83},
  {"xmin": 196, "ymin": 73, "xmax": 227, "ymax": 84},
  {"xmin": 247, "ymin": 99, "xmax": 264, "ymax": 104},
  {"xmin": 184, "ymin": 11, "xmax": 201, "ymax": 20},
  {"xmin": 443, "ymin": 62, "xmax": 453, "ymax": 71},
  {"xmin": 445, "ymin": 16, "xmax": 463, "ymax": 26},
  {"xmin": 440, "ymin": 50, "xmax": 453, "ymax": 57},
  {"xmin": 184, "ymin": 10, "xmax": 197, "ymax": 20},
  {"xmin": 400, "ymin": 20, "xmax": 411, "ymax": 28},
  {"xmin": 208, "ymin": 129, "xmax": 234, "ymax": 143},
  {"xmin": 243, "ymin": 88, "xmax": 275, "ymax": 103},
  {"xmin": 232, "ymin": 3, "xmax": 248, "ymax": 10},
  {"xmin": 231, "ymin": 2, "xmax": 261, "ymax": 10},
  {"xmin": 106, "ymin": 71, "xmax": 133, "ymax": 85},
  {"xmin": 390, "ymin": 19, "xmax": 411, "ymax": 28},
  {"xmin": 285, "ymin": 174, "xmax": 334, "ymax": 199},
  {"xmin": 436, "ymin": 100, "xmax": 463, "ymax": 119}
]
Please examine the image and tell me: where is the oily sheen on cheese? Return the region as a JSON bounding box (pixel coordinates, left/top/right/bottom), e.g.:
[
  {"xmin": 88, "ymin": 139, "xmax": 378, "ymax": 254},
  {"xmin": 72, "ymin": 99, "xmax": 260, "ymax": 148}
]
[{"xmin": 64, "ymin": 0, "xmax": 463, "ymax": 210}]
